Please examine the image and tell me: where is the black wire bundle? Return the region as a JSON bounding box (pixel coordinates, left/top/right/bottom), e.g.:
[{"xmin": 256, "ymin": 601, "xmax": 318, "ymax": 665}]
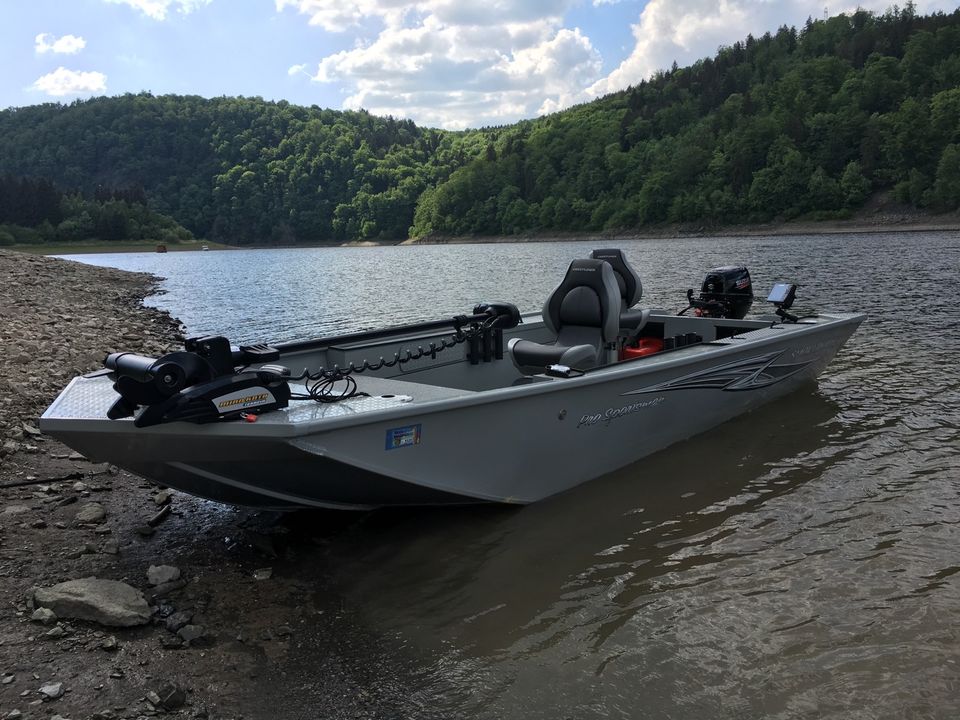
[
  {"xmin": 290, "ymin": 370, "xmax": 368, "ymax": 403},
  {"xmin": 288, "ymin": 318, "xmax": 495, "ymax": 404}
]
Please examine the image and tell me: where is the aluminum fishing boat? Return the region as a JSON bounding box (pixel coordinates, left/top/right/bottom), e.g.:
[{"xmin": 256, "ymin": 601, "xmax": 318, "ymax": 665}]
[{"xmin": 40, "ymin": 249, "xmax": 863, "ymax": 510}]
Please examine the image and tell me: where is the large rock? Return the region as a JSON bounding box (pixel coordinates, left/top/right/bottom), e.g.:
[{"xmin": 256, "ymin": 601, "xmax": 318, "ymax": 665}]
[
  {"xmin": 75, "ymin": 502, "xmax": 106, "ymax": 524},
  {"xmin": 146, "ymin": 565, "xmax": 181, "ymax": 586},
  {"xmin": 33, "ymin": 578, "xmax": 151, "ymax": 627}
]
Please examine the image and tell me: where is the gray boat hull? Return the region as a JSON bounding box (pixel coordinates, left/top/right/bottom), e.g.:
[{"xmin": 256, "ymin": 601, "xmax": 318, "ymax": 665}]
[{"xmin": 41, "ymin": 311, "xmax": 863, "ymax": 510}]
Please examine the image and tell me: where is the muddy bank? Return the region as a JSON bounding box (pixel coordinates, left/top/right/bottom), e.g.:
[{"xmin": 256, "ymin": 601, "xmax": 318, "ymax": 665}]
[{"xmin": 0, "ymin": 250, "xmax": 420, "ymax": 719}]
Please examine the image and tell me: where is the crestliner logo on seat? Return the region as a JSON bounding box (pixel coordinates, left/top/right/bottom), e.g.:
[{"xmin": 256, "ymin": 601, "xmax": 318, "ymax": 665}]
[{"xmin": 571, "ymin": 267, "xmax": 596, "ymax": 272}]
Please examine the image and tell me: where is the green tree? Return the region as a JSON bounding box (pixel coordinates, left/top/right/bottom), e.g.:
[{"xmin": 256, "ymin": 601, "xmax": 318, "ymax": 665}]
[
  {"xmin": 931, "ymin": 143, "xmax": 960, "ymax": 209},
  {"xmin": 840, "ymin": 161, "xmax": 872, "ymax": 205}
]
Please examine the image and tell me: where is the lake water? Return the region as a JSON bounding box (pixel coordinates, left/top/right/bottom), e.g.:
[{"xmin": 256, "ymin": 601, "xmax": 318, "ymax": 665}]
[{"xmin": 62, "ymin": 232, "xmax": 960, "ymax": 719}]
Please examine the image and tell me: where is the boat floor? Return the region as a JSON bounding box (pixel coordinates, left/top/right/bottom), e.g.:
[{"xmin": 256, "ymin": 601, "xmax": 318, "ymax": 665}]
[{"xmin": 48, "ymin": 371, "xmax": 478, "ymax": 428}]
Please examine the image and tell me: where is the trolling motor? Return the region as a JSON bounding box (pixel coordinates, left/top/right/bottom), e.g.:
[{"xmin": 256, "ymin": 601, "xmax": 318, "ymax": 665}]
[
  {"xmin": 681, "ymin": 266, "xmax": 754, "ymax": 319},
  {"xmin": 105, "ymin": 336, "xmax": 291, "ymax": 428}
]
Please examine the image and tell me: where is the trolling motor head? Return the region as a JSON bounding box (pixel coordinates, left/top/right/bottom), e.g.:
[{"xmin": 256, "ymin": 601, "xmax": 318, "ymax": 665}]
[
  {"xmin": 682, "ymin": 266, "xmax": 754, "ymax": 319},
  {"xmin": 104, "ymin": 336, "xmax": 290, "ymax": 427}
]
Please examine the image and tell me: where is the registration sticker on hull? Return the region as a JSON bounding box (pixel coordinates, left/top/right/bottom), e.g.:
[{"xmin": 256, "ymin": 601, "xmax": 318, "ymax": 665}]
[{"xmin": 386, "ymin": 424, "xmax": 421, "ymax": 450}]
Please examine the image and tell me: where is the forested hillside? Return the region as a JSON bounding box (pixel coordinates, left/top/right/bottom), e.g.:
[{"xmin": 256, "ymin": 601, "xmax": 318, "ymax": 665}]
[
  {"xmin": 0, "ymin": 4, "xmax": 958, "ymax": 245},
  {"xmin": 0, "ymin": 174, "xmax": 193, "ymax": 246},
  {"xmin": 412, "ymin": 4, "xmax": 960, "ymax": 235}
]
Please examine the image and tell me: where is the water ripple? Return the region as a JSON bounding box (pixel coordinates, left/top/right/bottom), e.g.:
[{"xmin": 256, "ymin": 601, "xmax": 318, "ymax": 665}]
[{"xmin": 64, "ymin": 231, "xmax": 960, "ymax": 719}]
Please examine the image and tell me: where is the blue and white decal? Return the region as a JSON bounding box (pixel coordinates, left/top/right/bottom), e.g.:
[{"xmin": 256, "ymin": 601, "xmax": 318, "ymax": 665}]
[{"xmin": 386, "ymin": 424, "xmax": 422, "ymax": 450}]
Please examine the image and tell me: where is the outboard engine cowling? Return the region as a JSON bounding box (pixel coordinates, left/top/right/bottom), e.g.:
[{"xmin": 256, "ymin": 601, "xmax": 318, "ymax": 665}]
[{"xmin": 695, "ymin": 265, "xmax": 754, "ymax": 319}]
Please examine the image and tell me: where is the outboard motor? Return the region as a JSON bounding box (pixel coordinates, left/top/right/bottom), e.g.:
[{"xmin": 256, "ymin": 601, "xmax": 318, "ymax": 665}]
[{"xmin": 683, "ymin": 266, "xmax": 754, "ymax": 319}]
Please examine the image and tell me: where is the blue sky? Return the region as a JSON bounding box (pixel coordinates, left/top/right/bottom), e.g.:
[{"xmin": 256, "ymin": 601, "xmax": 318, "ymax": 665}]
[{"xmin": 2, "ymin": 0, "xmax": 956, "ymax": 129}]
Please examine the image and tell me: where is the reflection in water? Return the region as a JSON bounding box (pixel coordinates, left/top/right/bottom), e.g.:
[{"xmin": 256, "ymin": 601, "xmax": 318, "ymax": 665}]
[
  {"xmin": 66, "ymin": 232, "xmax": 960, "ymax": 718},
  {"xmin": 307, "ymin": 390, "xmax": 845, "ymax": 717}
]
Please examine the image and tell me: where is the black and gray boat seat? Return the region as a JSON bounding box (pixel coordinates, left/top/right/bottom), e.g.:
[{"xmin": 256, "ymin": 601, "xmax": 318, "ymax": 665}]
[
  {"xmin": 508, "ymin": 258, "xmax": 621, "ymax": 374},
  {"xmin": 589, "ymin": 248, "xmax": 650, "ymax": 334}
]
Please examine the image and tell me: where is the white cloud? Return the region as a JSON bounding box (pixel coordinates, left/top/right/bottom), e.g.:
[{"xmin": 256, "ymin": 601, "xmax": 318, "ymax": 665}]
[
  {"xmin": 274, "ymin": 0, "xmax": 411, "ymax": 32},
  {"xmin": 103, "ymin": 0, "xmax": 212, "ymax": 20},
  {"xmin": 590, "ymin": 0, "xmax": 960, "ymax": 97},
  {"xmin": 35, "ymin": 33, "xmax": 87, "ymax": 55},
  {"xmin": 30, "ymin": 67, "xmax": 107, "ymax": 97},
  {"xmin": 284, "ymin": 0, "xmax": 960, "ymax": 128},
  {"xmin": 282, "ymin": 0, "xmax": 600, "ymax": 128}
]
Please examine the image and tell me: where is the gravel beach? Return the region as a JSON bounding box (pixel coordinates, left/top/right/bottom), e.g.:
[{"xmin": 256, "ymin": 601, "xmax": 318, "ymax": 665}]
[{"xmin": 0, "ymin": 250, "xmax": 416, "ymax": 720}]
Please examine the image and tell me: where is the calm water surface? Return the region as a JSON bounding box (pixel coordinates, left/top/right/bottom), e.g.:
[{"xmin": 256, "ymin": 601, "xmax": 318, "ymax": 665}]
[{"xmin": 63, "ymin": 232, "xmax": 960, "ymax": 718}]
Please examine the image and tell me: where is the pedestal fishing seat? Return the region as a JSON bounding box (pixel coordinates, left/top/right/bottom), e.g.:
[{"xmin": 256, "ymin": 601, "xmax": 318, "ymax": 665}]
[
  {"xmin": 588, "ymin": 248, "xmax": 650, "ymax": 334},
  {"xmin": 508, "ymin": 259, "xmax": 621, "ymax": 374}
]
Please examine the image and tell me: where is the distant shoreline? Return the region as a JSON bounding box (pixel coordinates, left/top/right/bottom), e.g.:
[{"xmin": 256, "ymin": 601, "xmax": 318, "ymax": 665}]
[
  {"xmin": 9, "ymin": 214, "xmax": 957, "ymax": 255},
  {"xmin": 403, "ymin": 215, "xmax": 960, "ymax": 245}
]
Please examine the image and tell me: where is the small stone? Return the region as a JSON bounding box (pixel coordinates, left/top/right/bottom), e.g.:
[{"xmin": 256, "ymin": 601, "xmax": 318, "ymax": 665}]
[
  {"xmin": 177, "ymin": 624, "xmax": 207, "ymax": 645},
  {"xmin": 1, "ymin": 505, "xmax": 31, "ymax": 516},
  {"xmin": 43, "ymin": 625, "xmax": 67, "ymax": 640},
  {"xmin": 55, "ymin": 496, "xmax": 78, "ymax": 508},
  {"xmin": 146, "ymin": 565, "xmax": 181, "ymax": 586},
  {"xmin": 101, "ymin": 539, "xmax": 119, "ymax": 555},
  {"xmin": 22, "ymin": 423, "xmax": 42, "ymax": 436},
  {"xmin": 38, "ymin": 681, "xmax": 64, "ymax": 699},
  {"xmin": 68, "ymin": 451, "xmax": 85, "ymax": 461},
  {"xmin": 252, "ymin": 567, "xmax": 272, "ymax": 580},
  {"xmin": 160, "ymin": 636, "xmax": 183, "ymax": 649},
  {"xmin": 155, "ymin": 684, "xmax": 187, "ymax": 710},
  {"xmin": 164, "ymin": 611, "xmax": 193, "ymax": 632},
  {"xmin": 72, "ymin": 482, "xmax": 88, "ymax": 493},
  {"xmin": 30, "ymin": 519, "xmax": 47, "ymax": 529},
  {"xmin": 30, "ymin": 608, "xmax": 57, "ymax": 625},
  {"xmin": 145, "ymin": 691, "xmax": 162, "ymax": 705},
  {"xmin": 153, "ymin": 490, "xmax": 172, "ymax": 506},
  {"xmin": 93, "ymin": 525, "xmax": 112, "ymax": 535},
  {"xmin": 100, "ymin": 636, "xmax": 119, "ymax": 651},
  {"xmin": 1, "ymin": 673, "xmax": 14, "ymax": 685},
  {"xmin": 135, "ymin": 525, "xmax": 155, "ymax": 537},
  {"xmin": 4, "ymin": 710, "xmax": 22, "ymax": 719},
  {"xmin": 75, "ymin": 503, "xmax": 106, "ymax": 524}
]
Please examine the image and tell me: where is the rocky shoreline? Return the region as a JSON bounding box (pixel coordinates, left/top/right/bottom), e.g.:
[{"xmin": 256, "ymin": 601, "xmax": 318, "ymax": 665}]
[{"xmin": 0, "ymin": 251, "xmax": 413, "ymax": 720}]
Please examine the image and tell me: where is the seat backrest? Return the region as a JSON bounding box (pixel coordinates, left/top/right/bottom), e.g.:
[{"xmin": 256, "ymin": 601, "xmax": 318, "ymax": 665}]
[
  {"xmin": 589, "ymin": 249, "xmax": 642, "ymax": 310},
  {"xmin": 542, "ymin": 259, "xmax": 621, "ymax": 348}
]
